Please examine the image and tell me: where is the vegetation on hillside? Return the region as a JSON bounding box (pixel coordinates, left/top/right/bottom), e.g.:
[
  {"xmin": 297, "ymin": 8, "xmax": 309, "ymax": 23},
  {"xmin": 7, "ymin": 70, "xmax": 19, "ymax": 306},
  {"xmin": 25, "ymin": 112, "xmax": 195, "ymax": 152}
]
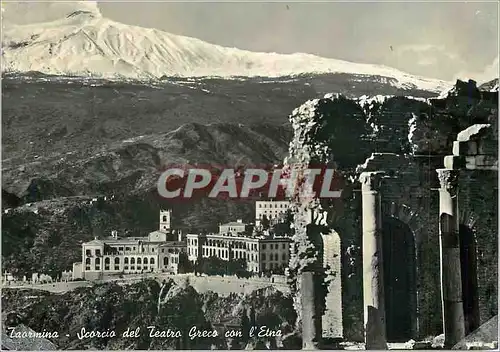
[{"xmin": 2, "ymin": 279, "xmax": 298, "ymax": 350}]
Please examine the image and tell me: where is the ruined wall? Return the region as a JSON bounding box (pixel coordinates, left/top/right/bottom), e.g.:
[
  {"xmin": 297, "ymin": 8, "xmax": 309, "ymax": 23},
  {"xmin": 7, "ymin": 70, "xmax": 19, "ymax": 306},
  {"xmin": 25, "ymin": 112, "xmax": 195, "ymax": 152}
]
[
  {"xmin": 284, "ymin": 94, "xmax": 374, "ymax": 343},
  {"xmin": 285, "ymin": 79, "xmax": 498, "ymax": 342}
]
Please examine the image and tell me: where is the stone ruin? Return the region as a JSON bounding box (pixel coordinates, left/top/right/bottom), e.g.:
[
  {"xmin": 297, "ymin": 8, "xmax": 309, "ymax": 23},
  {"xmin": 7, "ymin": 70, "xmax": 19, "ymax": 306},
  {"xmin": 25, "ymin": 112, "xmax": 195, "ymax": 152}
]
[{"xmin": 284, "ymin": 80, "xmax": 498, "ymax": 349}]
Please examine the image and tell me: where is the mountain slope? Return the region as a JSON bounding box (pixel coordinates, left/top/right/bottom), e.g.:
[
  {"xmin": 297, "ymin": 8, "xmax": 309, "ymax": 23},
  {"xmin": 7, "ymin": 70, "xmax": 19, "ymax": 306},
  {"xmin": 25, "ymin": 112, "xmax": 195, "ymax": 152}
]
[
  {"xmin": 2, "ymin": 7, "xmax": 450, "ymax": 92},
  {"xmin": 479, "ymin": 78, "xmax": 499, "ymax": 92}
]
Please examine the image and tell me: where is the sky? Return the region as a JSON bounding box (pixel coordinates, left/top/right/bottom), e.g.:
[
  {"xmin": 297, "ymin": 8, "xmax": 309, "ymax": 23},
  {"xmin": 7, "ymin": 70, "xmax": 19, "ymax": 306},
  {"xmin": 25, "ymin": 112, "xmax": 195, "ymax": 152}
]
[{"xmin": 2, "ymin": 1, "xmax": 499, "ymax": 82}]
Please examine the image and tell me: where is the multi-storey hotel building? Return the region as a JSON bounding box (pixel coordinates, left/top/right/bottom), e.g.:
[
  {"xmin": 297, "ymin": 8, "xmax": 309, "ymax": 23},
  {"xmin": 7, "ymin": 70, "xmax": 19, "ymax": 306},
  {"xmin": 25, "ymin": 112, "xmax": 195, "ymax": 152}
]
[
  {"xmin": 78, "ymin": 210, "xmax": 186, "ymax": 280},
  {"xmin": 187, "ymin": 219, "xmax": 291, "ymax": 273}
]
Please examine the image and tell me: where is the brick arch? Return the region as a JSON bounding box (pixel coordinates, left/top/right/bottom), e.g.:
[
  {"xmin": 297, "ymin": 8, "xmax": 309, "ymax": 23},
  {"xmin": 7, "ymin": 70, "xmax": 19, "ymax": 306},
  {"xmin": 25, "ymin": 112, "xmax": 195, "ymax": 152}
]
[
  {"xmin": 381, "ymin": 201, "xmax": 422, "ymax": 341},
  {"xmin": 458, "ymin": 209, "xmax": 480, "ymax": 334},
  {"xmin": 382, "ymin": 201, "xmax": 424, "ymax": 245},
  {"xmin": 459, "ymin": 209, "xmax": 479, "ymax": 230}
]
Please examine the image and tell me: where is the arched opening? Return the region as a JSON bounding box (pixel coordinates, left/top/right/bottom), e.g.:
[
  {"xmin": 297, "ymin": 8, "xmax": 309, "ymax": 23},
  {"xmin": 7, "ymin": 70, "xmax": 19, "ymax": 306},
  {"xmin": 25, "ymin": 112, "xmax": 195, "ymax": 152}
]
[
  {"xmin": 382, "ymin": 217, "xmax": 417, "ymax": 342},
  {"xmin": 459, "ymin": 224, "xmax": 480, "ymax": 334}
]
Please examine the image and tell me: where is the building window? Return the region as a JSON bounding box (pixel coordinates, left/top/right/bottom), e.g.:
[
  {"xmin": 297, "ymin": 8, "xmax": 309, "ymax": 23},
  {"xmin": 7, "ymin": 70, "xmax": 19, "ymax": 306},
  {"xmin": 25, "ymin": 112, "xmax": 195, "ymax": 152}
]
[
  {"xmin": 152, "ymin": 248, "xmax": 155, "ymax": 252},
  {"xmin": 130, "ymin": 258, "xmax": 135, "ymax": 265},
  {"xmin": 86, "ymin": 249, "xmax": 91, "ymax": 256},
  {"xmin": 119, "ymin": 247, "xmax": 123, "ymax": 251},
  {"xmin": 95, "ymin": 266, "xmax": 100, "ymax": 270},
  {"xmin": 162, "ymin": 249, "xmax": 165, "ymax": 253},
  {"xmin": 114, "ymin": 266, "xmax": 119, "ymax": 271},
  {"xmin": 125, "ymin": 247, "xmax": 131, "ymax": 251},
  {"xmin": 164, "ymin": 257, "xmax": 169, "ymax": 266},
  {"xmin": 130, "ymin": 266, "xmax": 135, "ymax": 270},
  {"xmin": 282, "ymin": 253, "xmax": 287, "ymax": 261},
  {"xmin": 124, "ymin": 257, "xmax": 129, "ymax": 264},
  {"xmin": 95, "ymin": 258, "xmax": 101, "ymax": 265},
  {"xmin": 262, "ymin": 244, "xmax": 266, "ymax": 250},
  {"xmin": 95, "ymin": 249, "xmax": 101, "ymax": 256},
  {"xmin": 137, "ymin": 258, "xmax": 142, "ymax": 265},
  {"xmin": 282, "ymin": 243, "xmax": 286, "ymax": 249},
  {"xmin": 150, "ymin": 258, "xmax": 155, "ymax": 265},
  {"xmin": 261, "ymin": 253, "xmax": 266, "ymax": 261},
  {"xmin": 275, "ymin": 253, "xmax": 279, "ymax": 261},
  {"xmin": 144, "ymin": 258, "xmax": 148, "ymax": 265},
  {"xmin": 133, "ymin": 247, "xmax": 136, "ymax": 251},
  {"xmin": 115, "ymin": 257, "xmax": 120, "ymax": 264}
]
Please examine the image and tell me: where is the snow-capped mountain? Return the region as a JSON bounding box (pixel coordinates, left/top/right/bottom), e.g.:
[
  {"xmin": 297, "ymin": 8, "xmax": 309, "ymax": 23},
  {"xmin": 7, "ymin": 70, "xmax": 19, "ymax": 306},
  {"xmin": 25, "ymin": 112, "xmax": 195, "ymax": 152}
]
[{"xmin": 2, "ymin": 4, "xmax": 451, "ymax": 92}]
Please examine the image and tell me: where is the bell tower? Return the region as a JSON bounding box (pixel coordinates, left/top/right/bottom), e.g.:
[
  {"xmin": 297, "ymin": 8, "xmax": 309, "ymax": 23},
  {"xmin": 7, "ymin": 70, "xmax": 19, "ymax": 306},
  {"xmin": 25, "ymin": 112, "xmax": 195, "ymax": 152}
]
[{"xmin": 160, "ymin": 209, "xmax": 171, "ymax": 232}]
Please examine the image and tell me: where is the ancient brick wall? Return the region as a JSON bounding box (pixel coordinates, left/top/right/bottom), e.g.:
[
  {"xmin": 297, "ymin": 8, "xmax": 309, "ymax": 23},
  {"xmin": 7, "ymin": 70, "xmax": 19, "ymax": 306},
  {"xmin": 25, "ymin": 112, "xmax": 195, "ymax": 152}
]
[{"xmin": 285, "ymin": 79, "xmax": 497, "ymax": 342}]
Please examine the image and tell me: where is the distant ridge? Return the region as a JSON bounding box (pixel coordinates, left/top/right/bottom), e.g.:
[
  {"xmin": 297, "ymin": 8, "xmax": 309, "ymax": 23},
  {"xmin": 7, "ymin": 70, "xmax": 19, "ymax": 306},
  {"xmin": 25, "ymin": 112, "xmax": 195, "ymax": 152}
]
[{"xmin": 2, "ymin": 5, "xmax": 450, "ymax": 92}]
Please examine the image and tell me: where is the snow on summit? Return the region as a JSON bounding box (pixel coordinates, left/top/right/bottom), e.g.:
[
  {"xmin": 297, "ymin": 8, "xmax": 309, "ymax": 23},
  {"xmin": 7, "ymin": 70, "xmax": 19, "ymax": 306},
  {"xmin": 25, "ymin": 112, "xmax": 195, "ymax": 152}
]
[{"xmin": 2, "ymin": 2, "xmax": 450, "ymax": 92}]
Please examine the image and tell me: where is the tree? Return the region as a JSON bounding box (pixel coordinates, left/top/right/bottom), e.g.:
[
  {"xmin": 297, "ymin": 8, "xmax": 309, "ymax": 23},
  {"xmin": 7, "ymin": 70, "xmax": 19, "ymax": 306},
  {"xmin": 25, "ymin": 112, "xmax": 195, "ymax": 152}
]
[
  {"xmin": 227, "ymin": 258, "xmax": 244, "ymax": 275},
  {"xmin": 240, "ymin": 310, "xmax": 251, "ymax": 344},
  {"xmin": 271, "ymin": 209, "xmax": 293, "ymax": 237},
  {"xmin": 261, "ymin": 215, "xmax": 270, "ymax": 230},
  {"xmin": 249, "ymin": 306, "xmax": 256, "ymax": 327},
  {"xmin": 198, "ymin": 256, "xmax": 226, "ymax": 276},
  {"xmin": 178, "ymin": 252, "xmax": 193, "ymax": 274}
]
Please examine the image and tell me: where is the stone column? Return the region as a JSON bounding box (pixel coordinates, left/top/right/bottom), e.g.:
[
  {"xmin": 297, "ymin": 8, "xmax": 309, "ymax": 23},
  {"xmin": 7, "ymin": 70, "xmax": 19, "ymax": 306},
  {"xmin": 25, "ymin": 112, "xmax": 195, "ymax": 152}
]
[
  {"xmin": 301, "ymin": 270, "xmax": 322, "ymax": 349},
  {"xmin": 436, "ymin": 168, "xmax": 465, "ymax": 348},
  {"xmin": 359, "ymin": 171, "xmax": 387, "ymax": 350}
]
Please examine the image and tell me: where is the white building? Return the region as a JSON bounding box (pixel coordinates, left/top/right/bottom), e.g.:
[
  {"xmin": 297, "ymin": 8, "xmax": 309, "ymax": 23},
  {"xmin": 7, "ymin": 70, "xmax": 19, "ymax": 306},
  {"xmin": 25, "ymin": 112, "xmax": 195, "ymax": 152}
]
[
  {"xmin": 79, "ymin": 210, "xmax": 187, "ymax": 280},
  {"xmin": 72, "ymin": 262, "xmax": 83, "ymax": 280},
  {"xmin": 255, "ymin": 200, "xmax": 291, "ymax": 226},
  {"xmin": 186, "ymin": 232, "xmax": 291, "ymax": 274},
  {"xmin": 219, "ymin": 219, "xmax": 248, "ymax": 234}
]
